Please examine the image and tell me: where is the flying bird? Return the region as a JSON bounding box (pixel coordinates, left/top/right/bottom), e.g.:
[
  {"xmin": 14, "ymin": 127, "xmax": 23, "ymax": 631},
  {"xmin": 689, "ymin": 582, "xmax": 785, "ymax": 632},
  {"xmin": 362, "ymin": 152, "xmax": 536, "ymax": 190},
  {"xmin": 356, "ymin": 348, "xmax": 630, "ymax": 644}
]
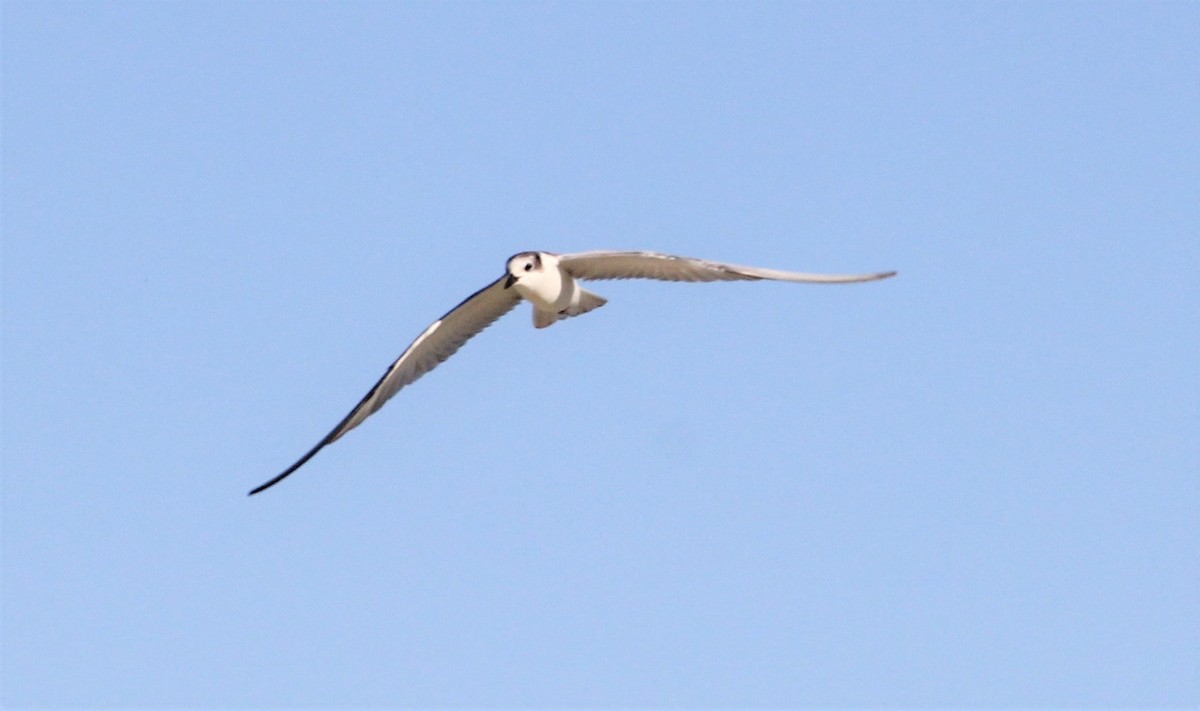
[{"xmin": 249, "ymin": 250, "xmax": 896, "ymax": 495}]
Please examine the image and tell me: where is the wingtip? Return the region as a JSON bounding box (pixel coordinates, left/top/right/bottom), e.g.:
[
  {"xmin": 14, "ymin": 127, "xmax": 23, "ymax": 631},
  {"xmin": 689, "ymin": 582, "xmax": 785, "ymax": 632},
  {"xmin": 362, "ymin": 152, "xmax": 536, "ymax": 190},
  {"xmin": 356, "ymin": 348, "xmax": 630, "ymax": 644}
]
[
  {"xmin": 246, "ymin": 466, "xmax": 297, "ymax": 496},
  {"xmin": 247, "ymin": 433, "xmax": 338, "ymax": 496},
  {"xmin": 247, "ymin": 480, "xmax": 273, "ymax": 497}
]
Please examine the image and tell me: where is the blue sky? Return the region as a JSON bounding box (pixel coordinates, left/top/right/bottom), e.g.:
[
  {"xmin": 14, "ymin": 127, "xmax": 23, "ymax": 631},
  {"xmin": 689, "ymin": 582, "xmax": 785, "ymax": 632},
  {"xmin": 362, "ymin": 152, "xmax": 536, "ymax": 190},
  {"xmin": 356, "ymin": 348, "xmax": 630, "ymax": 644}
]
[{"xmin": 3, "ymin": 1, "xmax": 1196, "ymax": 707}]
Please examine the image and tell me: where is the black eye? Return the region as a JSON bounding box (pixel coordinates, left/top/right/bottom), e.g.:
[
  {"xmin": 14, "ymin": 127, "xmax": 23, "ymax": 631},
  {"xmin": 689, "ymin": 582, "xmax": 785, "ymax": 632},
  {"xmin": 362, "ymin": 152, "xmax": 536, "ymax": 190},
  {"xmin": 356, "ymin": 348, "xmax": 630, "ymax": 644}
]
[{"xmin": 524, "ymin": 263, "xmax": 533, "ymax": 271}]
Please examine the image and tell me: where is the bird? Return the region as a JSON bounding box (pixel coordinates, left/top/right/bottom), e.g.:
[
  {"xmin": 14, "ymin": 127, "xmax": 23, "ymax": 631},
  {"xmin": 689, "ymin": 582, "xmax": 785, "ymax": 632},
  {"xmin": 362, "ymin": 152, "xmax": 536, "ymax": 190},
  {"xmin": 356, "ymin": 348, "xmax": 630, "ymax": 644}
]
[{"xmin": 248, "ymin": 250, "xmax": 896, "ymax": 495}]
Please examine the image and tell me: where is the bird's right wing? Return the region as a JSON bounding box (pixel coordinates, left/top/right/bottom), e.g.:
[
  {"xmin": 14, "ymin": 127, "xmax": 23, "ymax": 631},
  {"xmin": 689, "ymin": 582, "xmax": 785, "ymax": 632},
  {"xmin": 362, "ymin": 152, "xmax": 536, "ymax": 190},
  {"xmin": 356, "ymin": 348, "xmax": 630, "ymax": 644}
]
[
  {"xmin": 558, "ymin": 251, "xmax": 896, "ymax": 284},
  {"xmin": 249, "ymin": 275, "xmax": 522, "ymax": 495}
]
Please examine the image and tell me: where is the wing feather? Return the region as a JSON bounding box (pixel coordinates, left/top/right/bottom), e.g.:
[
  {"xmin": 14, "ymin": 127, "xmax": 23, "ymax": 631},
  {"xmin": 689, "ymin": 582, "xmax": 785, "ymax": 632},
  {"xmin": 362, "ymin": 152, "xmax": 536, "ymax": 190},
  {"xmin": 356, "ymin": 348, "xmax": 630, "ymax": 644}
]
[
  {"xmin": 558, "ymin": 251, "xmax": 896, "ymax": 284},
  {"xmin": 249, "ymin": 276, "xmax": 521, "ymax": 495}
]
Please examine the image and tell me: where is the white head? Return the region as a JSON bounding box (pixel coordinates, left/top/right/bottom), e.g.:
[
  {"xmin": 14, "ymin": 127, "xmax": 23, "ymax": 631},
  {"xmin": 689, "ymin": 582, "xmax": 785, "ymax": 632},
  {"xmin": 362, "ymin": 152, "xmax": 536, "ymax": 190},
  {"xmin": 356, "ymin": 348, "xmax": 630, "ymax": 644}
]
[{"xmin": 504, "ymin": 251, "xmax": 545, "ymax": 289}]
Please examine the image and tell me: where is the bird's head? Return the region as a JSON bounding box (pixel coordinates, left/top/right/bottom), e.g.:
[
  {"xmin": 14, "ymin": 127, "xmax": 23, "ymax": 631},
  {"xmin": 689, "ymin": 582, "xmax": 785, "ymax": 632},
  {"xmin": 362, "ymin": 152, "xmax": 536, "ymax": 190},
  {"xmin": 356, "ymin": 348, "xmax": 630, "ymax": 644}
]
[{"xmin": 504, "ymin": 251, "xmax": 544, "ymax": 288}]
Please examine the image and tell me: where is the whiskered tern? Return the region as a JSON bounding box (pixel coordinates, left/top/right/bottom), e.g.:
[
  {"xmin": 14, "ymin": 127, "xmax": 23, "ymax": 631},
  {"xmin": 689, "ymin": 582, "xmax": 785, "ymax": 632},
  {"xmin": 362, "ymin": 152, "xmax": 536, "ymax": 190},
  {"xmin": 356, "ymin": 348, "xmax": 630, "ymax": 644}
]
[{"xmin": 249, "ymin": 250, "xmax": 896, "ymax": 495}]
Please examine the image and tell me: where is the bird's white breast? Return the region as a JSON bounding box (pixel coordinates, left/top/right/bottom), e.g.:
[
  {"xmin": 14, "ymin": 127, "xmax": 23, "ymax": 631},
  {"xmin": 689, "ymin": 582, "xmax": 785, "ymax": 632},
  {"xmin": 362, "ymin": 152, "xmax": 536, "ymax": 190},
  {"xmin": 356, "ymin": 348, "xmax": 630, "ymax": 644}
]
[{"xmin": 513, "ymin": 255, "xmax": 576, "ymax": 311}]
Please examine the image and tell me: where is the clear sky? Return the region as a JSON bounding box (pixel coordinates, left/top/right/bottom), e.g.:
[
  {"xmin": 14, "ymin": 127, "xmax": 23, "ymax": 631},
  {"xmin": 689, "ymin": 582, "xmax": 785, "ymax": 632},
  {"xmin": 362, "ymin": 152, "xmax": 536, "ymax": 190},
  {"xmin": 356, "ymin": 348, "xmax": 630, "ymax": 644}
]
[{"xmin": 3, "ymin": 1, "xmax": 1197, "ymax": 707}]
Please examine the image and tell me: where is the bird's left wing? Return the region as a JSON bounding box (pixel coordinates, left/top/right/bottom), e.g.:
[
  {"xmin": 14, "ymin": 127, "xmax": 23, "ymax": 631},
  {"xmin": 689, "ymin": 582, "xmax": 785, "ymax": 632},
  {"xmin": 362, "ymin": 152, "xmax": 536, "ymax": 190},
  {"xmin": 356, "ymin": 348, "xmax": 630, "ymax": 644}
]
[
  {"xmin": 249, "ymin": 275, "xmax": 521, "ymax": 495},
  {"xmin": 558, "ymin": 251, "xmax": 896, "ymax": 284}
]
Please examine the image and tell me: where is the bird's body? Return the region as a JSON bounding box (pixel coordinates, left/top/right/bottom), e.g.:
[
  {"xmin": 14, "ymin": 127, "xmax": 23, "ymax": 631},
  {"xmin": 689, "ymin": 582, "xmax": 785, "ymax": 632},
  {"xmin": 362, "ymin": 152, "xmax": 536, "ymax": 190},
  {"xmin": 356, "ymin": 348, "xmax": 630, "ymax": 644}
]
[
  {"xmin": 248, "ymin": 250, "xmax": 896, "ymax": 495},
  {"xmin": 506, "ymin": 252, "xmax": 608, "ymax": 328}
]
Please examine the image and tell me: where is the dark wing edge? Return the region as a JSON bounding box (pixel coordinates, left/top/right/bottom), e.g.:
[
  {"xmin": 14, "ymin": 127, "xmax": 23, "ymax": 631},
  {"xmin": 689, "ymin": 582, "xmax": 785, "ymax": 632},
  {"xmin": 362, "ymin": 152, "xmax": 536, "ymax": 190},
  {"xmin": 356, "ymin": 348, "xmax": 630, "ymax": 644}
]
[{"xmin": 248, "ymin": 276, "xmax": 520, "ymax": 496}]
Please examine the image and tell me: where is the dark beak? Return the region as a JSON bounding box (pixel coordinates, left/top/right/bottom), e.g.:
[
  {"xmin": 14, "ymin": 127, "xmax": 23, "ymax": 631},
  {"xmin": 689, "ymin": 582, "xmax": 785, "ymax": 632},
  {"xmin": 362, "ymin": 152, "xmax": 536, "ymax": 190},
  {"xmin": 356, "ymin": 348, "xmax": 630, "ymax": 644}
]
[{"xmin": 504, "ymin": 274, "xmax": 517, "ymax": 289}]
